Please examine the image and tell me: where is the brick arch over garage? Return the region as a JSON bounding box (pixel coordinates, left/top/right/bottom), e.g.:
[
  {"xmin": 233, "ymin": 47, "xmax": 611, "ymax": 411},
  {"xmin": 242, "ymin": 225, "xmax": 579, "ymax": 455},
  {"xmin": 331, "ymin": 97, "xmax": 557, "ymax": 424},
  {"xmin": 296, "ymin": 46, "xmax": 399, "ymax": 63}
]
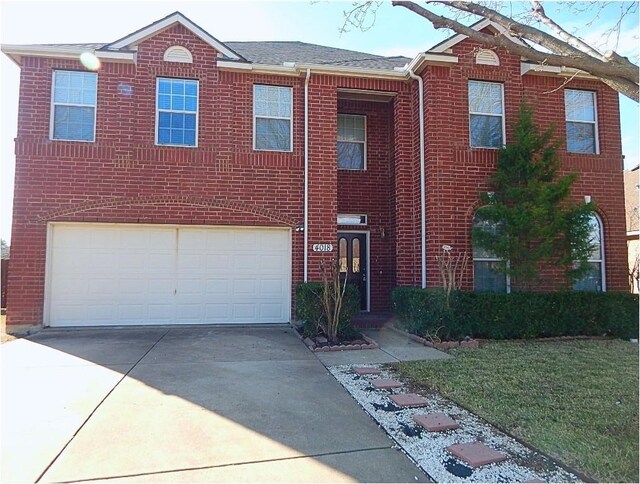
[{"xmin": 37, "ymin": 195, "xmax": 301, "ymax": 227}]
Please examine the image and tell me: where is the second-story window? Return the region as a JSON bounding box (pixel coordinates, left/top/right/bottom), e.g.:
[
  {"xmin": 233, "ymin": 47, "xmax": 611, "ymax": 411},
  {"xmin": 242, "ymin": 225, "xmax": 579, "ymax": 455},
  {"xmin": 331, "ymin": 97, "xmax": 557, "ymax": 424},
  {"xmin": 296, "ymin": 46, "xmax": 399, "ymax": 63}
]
[
  {"xmin": 253, "ymin": 85, "xmax": 292, "ymax": 151},
  {"xmin": 468, "ymin": 80, "xmax": 504, "ymax": 148},
  {"xmin": 51, "ymin": 70, "xmax": 97, "ymax": 142},
  {"xmin": 338, "ymin": 114, "xmax": 366, "ymax": 170},
  {"xmin": 156, "ymin": 78, "xmax": 198, "ymax": 147},
  {"xmin": 565, "ymin": 89, "xmax": 598, "ymax": 154}
]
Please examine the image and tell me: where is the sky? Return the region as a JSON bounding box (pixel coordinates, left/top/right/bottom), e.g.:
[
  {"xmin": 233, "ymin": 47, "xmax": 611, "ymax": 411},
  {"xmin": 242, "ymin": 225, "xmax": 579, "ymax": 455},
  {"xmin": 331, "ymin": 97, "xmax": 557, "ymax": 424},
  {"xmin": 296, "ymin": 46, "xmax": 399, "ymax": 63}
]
[{"xmin": 1, "ymin": 0, "xmax": 638, "ymax": 242}]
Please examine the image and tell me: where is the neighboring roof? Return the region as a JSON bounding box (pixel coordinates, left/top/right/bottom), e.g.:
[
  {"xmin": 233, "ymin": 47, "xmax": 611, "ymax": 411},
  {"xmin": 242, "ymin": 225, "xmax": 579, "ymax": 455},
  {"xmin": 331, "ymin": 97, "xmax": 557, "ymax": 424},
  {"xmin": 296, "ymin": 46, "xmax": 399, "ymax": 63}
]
[{"xmin": 225, "ymin": 41, "xmax": 410, "ymax": 70}]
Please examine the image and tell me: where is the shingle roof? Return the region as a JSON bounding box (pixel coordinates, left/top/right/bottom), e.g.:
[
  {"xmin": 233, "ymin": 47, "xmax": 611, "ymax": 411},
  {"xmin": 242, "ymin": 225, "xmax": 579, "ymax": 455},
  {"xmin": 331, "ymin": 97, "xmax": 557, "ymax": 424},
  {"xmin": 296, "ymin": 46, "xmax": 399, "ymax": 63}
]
[
  {"xmin": 16, "ymin": 40, "xmax": 410, "ymax": 71},
  {"xmin": 41, "ymin": 43, "xmax": 108, "ymax": 50},
  {"xmin": 225, "ymin": 41, "xmax": 410, "ymax": 70}
]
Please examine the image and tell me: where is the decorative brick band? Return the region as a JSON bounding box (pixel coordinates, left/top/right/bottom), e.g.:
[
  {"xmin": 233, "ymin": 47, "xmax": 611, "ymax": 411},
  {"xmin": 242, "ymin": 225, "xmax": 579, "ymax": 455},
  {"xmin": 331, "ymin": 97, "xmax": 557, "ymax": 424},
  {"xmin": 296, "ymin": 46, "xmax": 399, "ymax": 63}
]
[{"xmin": 38, "ymin": 195, "xmax": 300, "ymax": 227}]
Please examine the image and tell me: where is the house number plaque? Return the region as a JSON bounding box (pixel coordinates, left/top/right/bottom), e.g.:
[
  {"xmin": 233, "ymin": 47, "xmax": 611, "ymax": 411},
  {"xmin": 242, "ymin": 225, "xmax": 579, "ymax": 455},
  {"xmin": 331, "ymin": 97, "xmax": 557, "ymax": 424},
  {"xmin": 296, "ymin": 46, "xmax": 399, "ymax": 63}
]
[{"xmin": 312, "ymin": 243, "xmax": 333, "ymax": 252}]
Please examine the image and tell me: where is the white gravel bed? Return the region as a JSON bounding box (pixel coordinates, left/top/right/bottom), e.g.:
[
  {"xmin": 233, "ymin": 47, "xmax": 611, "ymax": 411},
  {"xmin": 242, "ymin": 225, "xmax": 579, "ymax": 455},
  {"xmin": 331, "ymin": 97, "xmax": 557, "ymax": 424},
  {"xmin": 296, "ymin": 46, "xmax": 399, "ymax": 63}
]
[{"xmin": 328, "ymin": 364, "xmax": 581, "ymax": 483}]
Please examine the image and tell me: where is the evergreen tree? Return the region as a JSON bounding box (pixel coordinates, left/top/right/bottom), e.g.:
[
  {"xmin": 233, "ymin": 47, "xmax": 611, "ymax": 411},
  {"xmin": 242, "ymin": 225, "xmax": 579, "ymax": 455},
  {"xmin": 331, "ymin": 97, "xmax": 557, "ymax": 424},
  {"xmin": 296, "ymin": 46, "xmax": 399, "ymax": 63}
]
[{"xmin": 472, "ymin": 103, "xmax": 596, "ymax": 290}]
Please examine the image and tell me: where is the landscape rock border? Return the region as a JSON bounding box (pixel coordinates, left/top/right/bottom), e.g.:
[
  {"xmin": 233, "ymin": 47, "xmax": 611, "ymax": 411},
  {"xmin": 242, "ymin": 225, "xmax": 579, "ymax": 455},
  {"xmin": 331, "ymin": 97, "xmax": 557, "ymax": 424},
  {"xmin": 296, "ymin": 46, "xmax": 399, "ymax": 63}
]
[
  {"xmin": 290, "ymin": 323, "xmax": 379, "ymax": 351},
  {"xmin": 328, "ymin": 364, "xmax": 582, "ymax": 483},
  {"xmin": 389, "ymin": 326, "xmax": 480, "ymax": 350}
]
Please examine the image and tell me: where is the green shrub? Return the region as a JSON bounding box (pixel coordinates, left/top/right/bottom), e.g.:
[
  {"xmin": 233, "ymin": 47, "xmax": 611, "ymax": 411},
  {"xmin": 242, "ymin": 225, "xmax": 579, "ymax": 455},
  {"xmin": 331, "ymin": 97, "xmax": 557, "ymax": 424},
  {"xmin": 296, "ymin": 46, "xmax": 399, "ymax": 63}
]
[
  {"xmin": 392, "ymin": 287, "xmax": 639, "ymax": 341},
  {"xmin": 296, "ymin": 282, "xmax": 361, "ymax": 339}
]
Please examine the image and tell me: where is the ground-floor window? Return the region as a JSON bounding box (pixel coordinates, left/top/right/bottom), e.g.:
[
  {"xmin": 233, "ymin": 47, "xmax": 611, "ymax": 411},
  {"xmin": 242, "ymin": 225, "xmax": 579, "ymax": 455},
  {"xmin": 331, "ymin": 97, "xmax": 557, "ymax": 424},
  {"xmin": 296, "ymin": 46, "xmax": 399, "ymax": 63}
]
[
  {"xmin": 573, "ymin": 214, "xmax": 605, "ymax": 291},
  {"xmin": 472, "ymin": 213, "xmax": 508, "ymax": 293}
]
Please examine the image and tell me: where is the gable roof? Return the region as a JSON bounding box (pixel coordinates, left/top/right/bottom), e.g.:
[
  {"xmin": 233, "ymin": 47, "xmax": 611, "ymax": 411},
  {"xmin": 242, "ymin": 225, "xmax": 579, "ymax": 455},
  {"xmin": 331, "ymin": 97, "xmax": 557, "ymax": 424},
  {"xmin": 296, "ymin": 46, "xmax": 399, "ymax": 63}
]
[
  {"xmin": 102, "ymin": 11, "xmax": 245, "ymax": 60},
  {"xmin": 427, "ymin": 18, "xmax": 527, "ymax": 53}
]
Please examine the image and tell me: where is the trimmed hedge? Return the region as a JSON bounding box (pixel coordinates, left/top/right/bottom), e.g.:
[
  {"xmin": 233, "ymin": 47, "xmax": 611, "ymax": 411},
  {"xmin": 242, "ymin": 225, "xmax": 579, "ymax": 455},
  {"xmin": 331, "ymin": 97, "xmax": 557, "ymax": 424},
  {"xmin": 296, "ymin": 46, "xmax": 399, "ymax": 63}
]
[
  {"xmin": 296, "ymin": 282, "xmax": 361, "ymax": 339},
  {"xmin": 392, "ymin": 287, "xmax": 639, "ymax": 341}
]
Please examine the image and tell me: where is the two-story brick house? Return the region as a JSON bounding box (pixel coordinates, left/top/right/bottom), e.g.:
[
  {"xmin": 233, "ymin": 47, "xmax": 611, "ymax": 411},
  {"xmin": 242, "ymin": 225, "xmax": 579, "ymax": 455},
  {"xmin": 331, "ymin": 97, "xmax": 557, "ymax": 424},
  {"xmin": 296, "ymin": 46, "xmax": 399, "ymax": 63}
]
[{"xmin": 2, "ymin": 12, "xmax": 628, "ymax": 331}]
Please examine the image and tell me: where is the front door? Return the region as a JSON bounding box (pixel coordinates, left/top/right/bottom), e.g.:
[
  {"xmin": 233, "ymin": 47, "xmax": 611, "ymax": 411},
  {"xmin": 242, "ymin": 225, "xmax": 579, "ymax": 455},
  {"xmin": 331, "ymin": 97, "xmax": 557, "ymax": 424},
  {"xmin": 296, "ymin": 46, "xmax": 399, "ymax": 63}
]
[{"xmin": 338, "ymin": 232, "xmax": 368, "ymax": 311}]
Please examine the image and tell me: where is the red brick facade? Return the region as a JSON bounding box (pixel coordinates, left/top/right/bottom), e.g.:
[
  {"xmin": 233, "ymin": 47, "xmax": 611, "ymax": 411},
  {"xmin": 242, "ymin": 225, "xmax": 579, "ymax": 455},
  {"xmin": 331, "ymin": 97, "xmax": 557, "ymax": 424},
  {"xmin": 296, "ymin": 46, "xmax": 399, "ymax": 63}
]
[{"xmin": 5, "ymin": 21, "xmax": 628, "ymax": 330}]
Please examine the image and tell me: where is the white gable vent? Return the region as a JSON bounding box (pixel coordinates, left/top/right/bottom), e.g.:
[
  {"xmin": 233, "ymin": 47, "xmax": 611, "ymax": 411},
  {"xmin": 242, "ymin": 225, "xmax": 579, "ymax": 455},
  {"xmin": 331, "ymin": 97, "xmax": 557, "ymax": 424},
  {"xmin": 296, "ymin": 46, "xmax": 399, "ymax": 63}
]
[
  {"xmin": 163, "ymin": 46, "xmax": 193, "ymax": 64},
  {"xmin": 476, "ymin": 49, "xmax": 500, "ymax": 66}
]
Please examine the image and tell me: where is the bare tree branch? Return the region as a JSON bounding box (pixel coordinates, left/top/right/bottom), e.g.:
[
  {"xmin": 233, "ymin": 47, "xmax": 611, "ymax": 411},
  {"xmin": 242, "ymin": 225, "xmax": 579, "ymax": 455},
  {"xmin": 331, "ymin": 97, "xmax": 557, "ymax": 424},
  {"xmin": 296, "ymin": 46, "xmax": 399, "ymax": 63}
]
[
  {"xmin": 434, "ymin": 0, "xmax": 639, "ymax": 82},
  {"xmin": 529, "ymin": 0, "xmax": 605, "ymax": 60},
  {"xmin": 391, "ymin": 1, "xmax": 639, "ymax": 101}
]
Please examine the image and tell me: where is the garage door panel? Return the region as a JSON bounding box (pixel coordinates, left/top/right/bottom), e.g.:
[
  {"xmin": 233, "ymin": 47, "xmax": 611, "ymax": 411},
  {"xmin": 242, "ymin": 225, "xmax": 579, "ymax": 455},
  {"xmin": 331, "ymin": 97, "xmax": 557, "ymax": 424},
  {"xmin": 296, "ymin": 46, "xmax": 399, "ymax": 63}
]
[
  {"xmin": 204, "ymin": 279, "xmax": 230, "ymax": 295},
  {"xmin": 148, "ymin": 253, "xmax": 175, "ymax": 272},
  {"xmin": 260, "ymin": 303, "xmax": 284, "ymax": 320},
  {"xmin": 233, "ymin": 303, "xmax": 257, "ymax": 320},
  {"xmin": 149, "ymin": 278, "xmax": 175, "ymax": 295},
  {"xmin": 234, "ymin": 254, "xmax": 259, "ymax": 271},
  {"xmin": 177, "ymin": 254, "xmax": 204, "ymax": 271},
  {"xmin": 90, "ymin": 228, "xmax": 120, "ymax": 249},
  {"xmin": 260, "ymin": 279, "xmax": 285, "ymax": 296},
  {"xmin": 233, "ymin": 279, "xmax": 257, "ymax": 295},
  {"xmin": 88, "ymin": 278, "xmax": 115, "ymax": 296},
  {"xmin": 47, "ymin": 224, "xmax": 290, "ymax": 326},
  {"xmin": 204, "ymin": 303, "xmax": 230, "ymax": 319}
]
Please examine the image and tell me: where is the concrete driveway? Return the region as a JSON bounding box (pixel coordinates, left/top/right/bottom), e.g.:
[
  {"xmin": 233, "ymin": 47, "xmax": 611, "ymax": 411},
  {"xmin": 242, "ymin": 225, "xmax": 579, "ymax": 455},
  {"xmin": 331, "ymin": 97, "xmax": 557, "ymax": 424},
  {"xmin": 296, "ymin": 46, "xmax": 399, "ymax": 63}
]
[{"xmin": 1, "ymin": 326, "xmax": 430, "ymax": 483}]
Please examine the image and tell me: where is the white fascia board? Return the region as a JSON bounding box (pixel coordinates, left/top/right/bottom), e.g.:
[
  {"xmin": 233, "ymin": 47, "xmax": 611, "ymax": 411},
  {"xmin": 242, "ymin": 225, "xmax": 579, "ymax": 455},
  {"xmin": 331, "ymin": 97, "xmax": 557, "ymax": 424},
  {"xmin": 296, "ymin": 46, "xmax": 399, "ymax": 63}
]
[
  {"xmin": 405, "ymin": 52, "xmax": 459, "ymax": 74},
  {"xmin": 430, "ymin": 19, "xmax": 492, "ymax": 53},
  {"xmin": 216, "ymin": 60, "xmax": 299, "ymax": 76},
  {"xmin": 521, "ymin": 62, "xmax": 597, "ymax": 79},
  {"xmin": 1, "ymin": 44, "xmax": 135, "ymax": 65},
  {"xmin": 429, "ymin": 18, "xmax": 527, "ymax": 53},
  {"xmin": 295, "ymin": 63, "xmax": 407, "ymax": 80},
  {"xmin": 95, "ymin": 50, "xmax": 135, "ymax": 62},
  {"xmin": 107, "ymin": 13, "xmax": 241, "ymax": 60},
  {"xmin": 217, "ymin": 60, "xmax": 407, "ymax": 80}
]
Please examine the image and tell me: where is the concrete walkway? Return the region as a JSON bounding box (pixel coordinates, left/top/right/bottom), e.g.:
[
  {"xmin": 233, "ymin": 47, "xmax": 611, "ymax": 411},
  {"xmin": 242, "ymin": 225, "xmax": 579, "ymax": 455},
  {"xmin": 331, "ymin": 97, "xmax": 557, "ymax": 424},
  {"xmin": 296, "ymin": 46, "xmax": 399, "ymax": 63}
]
[
  {"xmin": 2, "ymin": 326, "xmax": 431, "ymax": 483},
  {"xmin": 314, "ymin": 327, "xmax": 452, "ymax": 366}
]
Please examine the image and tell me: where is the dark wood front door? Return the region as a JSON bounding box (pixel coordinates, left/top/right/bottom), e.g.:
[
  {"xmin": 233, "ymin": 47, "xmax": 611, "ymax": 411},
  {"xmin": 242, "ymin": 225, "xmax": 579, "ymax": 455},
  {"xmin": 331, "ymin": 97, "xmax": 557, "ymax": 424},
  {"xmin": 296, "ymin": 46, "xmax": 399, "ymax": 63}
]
[{"xmin": 338, "ymin": 233, "xmax": 367, "ymax": 311}]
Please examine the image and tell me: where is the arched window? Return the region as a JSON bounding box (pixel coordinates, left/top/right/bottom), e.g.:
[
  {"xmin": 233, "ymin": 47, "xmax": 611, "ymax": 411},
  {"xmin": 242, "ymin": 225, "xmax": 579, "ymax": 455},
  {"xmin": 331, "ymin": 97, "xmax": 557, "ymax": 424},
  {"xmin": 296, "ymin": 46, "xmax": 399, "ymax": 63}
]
[
  {"xmin": 472, "ymin": 213, "xmax": 508, "ymax": 293},
  {"xmin": 574, "ymin": 214, "xmax": 605, "ymax": 291}
]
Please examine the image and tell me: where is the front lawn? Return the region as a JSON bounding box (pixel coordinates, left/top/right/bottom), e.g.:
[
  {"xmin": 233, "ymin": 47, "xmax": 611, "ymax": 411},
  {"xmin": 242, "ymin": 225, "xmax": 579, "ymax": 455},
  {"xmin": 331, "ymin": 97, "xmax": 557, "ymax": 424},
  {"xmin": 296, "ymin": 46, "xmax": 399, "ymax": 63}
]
[{"xmin": 395, "ymin": 339, "xmax": 639, "ymax": 483}]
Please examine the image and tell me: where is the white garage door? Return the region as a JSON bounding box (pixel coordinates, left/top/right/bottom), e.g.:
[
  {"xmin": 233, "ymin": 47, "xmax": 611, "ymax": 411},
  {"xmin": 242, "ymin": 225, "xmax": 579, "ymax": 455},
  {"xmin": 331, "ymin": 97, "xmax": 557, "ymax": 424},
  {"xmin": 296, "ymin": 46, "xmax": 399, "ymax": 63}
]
[{"xmin": 46, "ymin": 223, "xmax": 291, "ymax": 327}]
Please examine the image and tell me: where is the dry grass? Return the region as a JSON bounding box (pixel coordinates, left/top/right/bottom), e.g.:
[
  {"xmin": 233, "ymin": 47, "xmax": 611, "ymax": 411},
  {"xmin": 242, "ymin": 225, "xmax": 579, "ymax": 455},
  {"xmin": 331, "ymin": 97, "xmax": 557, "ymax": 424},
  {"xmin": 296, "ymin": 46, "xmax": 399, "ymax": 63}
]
[{"xmin": 396, "ymin": 339, "xmax": 639, "ymax": 483}]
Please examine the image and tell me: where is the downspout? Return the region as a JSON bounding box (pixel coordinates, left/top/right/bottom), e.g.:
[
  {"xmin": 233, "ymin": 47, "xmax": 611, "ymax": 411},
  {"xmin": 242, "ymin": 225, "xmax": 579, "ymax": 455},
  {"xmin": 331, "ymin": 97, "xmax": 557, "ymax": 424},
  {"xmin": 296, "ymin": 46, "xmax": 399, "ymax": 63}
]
[
  {"xmin": 304, "ymin": 68, "xmax": 311, "ymax": 282},
  {"xmin": 407, "ymin": 68, "xmax": 427, "ymax": 289}
]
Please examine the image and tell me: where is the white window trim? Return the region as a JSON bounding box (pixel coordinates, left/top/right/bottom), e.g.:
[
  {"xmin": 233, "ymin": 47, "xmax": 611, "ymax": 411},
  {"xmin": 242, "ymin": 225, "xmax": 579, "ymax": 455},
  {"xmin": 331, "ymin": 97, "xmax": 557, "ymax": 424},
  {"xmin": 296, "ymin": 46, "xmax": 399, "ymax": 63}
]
[
  {"xmin": 565, "ymin": 89, "xmax": 600, "ymax": 155},
  {"xmin": 337, "ymin": 114, "xmax": 367, "ymax": 171},
  {"xmin": 49, "ymin": 70, "xmax": 97, "ymax": 143},
  {"xmin": 253, "ymin": 84, "xmax": 293, "ymax": 153},
  {"xmin": 155, "ymin": 77, "xmax": 199, "ymax": 148},
  {"xmin": 468, "ymin": 80, "xmax": 505, "ymax": 149}
]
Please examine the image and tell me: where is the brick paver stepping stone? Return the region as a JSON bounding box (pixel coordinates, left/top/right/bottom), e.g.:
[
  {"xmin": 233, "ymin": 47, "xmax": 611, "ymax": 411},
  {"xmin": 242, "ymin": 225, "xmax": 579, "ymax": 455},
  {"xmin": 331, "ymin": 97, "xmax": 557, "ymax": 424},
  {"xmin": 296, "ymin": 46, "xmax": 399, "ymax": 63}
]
[
  {"xmin": 353, "ymin": 367, "xmax": 381, "ymax": 375},
  {"xmin": 447, "ymin": 442, "xmax": 508, "ymax": 468},
  {"xmin": 372, "ymin": 379, "xmax": 403, "ymax": 389},
  {"xmin": 413, "ymin": 412, "xmax": 460, "ymax": 432},
  {"xmin": 389, "ymin": 393, "xmax": 428, "ymax": 407}
]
